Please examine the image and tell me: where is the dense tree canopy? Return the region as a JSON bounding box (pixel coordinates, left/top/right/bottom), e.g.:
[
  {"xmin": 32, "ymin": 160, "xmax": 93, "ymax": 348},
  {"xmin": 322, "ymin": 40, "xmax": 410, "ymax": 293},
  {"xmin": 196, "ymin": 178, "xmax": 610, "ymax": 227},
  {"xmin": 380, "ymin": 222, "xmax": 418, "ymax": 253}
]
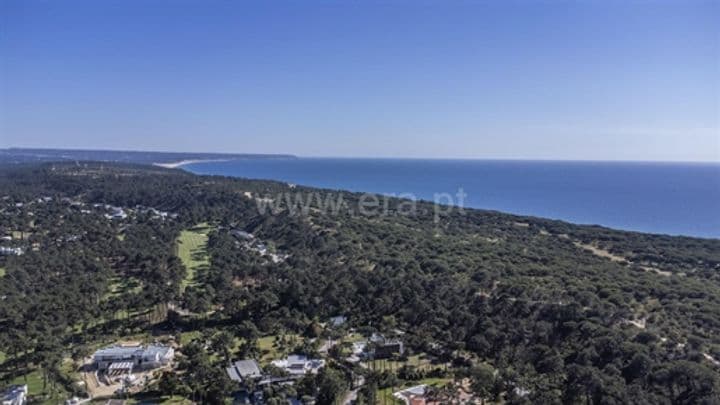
[{"xmin": 0, "ymin": 163, "xmax": 718, "ymax": 403}]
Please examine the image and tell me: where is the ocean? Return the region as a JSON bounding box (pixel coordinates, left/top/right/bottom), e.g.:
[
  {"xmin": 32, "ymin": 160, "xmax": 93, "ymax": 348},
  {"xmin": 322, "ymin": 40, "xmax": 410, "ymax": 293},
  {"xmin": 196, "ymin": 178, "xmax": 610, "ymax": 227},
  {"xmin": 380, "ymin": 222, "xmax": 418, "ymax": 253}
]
[{"xmin": 183, "ymin": 158, "xmax": 720, "ymax": 239}]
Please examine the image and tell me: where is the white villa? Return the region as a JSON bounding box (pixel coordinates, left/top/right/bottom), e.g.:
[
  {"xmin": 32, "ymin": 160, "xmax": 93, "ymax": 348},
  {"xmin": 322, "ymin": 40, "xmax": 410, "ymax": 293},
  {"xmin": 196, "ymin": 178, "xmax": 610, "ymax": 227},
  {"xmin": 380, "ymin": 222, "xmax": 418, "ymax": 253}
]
[
  {"xmin": 93, "ymin": 344, "xmax": 174, "ymax": 372},
  {"xmin": 271, "ymin": 355, "xmax": 325, "ymax": 377}
]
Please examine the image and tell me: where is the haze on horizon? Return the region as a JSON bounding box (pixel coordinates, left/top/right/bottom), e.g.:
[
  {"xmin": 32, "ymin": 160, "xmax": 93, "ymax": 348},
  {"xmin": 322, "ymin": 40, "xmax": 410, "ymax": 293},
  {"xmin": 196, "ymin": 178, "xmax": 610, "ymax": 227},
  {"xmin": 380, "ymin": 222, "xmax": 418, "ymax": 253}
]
[{"xmin": 1, "ymin": 0, "xmax": 718, "ymax": 162}]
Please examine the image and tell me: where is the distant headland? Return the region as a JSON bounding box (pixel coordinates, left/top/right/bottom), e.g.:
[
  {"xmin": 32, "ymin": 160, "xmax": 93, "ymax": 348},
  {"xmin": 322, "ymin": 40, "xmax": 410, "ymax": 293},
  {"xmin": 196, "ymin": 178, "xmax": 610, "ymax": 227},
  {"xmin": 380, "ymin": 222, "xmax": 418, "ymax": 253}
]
[{"xmin": 0, "ymin": 148, "xmax": 296, "ymax": 166}]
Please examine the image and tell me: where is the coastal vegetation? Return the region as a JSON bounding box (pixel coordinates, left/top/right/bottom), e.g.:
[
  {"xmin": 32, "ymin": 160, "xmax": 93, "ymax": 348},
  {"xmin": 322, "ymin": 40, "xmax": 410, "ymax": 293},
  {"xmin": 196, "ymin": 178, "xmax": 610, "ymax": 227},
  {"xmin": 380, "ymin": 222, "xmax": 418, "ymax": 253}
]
[{"xmin": 0, "ymin": 162, "xmax": 718, "ymax": 403}]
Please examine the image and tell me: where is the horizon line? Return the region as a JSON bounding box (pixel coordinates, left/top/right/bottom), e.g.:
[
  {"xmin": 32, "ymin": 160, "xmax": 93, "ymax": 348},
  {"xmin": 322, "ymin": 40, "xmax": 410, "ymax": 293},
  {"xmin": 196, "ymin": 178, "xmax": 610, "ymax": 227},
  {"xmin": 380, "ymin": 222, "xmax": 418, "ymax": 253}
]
[{"xmin": 3, "ymin": 146, "xmax": 719, "ymax": 165}]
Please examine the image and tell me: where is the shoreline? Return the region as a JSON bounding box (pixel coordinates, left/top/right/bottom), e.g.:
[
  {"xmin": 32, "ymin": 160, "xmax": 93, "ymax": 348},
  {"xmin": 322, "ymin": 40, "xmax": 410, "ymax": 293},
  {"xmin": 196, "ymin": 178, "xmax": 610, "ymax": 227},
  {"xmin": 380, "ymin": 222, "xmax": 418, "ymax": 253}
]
[
  {"xmin": 178, "ymin": 160, "xmax": 719, "ymax": 239},
  {"xmin": 153, "ymin": 159, "xmax": 231, "ymax": 169}
]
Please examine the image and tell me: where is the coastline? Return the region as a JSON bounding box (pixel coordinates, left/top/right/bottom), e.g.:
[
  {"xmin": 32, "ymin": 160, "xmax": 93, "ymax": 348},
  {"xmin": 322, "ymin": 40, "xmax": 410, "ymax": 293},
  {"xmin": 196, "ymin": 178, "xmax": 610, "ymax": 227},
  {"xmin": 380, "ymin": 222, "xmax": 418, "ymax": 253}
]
[
  {"xmin": 153, "ymin": 159, "xmax": 232, "ymax": 169},
  {"xmin": 179, "ymin": 158, "xmax": 720, "ymax": 239}
]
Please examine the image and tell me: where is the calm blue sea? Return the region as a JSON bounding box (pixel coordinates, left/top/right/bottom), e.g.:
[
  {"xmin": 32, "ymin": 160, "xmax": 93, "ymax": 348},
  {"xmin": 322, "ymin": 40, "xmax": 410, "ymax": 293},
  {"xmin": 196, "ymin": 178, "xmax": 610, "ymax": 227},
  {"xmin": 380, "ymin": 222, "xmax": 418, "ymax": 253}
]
[{"xmin": 183, "ymin": 158, "xmax": 720, "ymax": 239}]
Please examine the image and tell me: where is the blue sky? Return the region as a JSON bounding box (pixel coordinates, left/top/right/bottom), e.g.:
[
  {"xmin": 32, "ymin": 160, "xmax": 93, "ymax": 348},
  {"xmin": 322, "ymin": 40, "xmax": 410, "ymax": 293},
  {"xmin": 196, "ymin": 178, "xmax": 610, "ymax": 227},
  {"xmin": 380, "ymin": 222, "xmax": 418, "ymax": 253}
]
[{"xmin": 1, "ymin": 0, "xmax": 718, "ymax": 161}]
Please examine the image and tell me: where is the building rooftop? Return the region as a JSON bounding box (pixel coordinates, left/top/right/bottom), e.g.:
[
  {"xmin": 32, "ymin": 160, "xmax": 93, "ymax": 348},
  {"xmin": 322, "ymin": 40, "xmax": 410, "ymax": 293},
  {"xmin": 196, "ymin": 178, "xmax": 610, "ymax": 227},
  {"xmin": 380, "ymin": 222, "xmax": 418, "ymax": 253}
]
[
  {"xmin": 93, "ymin": 344, "xmax": 173, "ymax": 361},
  {"xmin": 271, "ymin": 355, "xmax": 325, "ymax": 376},
  {"xmin": 94, "ymin": 345, "xmax": 142, "ymax": 359},
  {"xmin": 143, "ymin": 345, "xmax": 173, "ymax": 358},
  {"xmin": 226, "ymin": 359, "xmax": 262, "ymax": 382},
  {"xmin": 329, "ymin": 315, "xmax": 347, "ymax": 327},
  {"xmin": 1, "ymin": 384, "xmax": 27, "ymax": 405}
]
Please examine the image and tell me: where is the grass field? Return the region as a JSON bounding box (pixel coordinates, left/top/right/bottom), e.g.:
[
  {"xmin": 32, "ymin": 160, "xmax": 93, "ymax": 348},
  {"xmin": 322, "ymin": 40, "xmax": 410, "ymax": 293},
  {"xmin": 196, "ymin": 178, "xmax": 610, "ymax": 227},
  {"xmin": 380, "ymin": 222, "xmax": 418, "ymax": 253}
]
[
  {"xmin": 128, "ymin": 395, "xmax": 194, "ymax": 404},
  {"xmin": 102, "ymin": 275, "xmax": 143, "ymax": 301},
  {"xmin": 10, "ymin": 369, "xmax": 70, "ymax": 402},
  {"xmin": 365, "ymin": 353, "xmax": 443, "ymax": 373},
  {"xmin": 179, "ymin": 330, "xmax": 202, "ymax": 346},
  {"xmin": 177, "ymin": 223, "xmax": 211, "ymax": 291},
  {"xmin": 374, "ymin": 377, "xmax": 452, "ymax": 405},
  {"xmin": 11, "ymin": 370, "xmax": 46, "ymax": 394},
  {"xmin": 257, "ymin": 335, "xmax": 301, "ymax": 363}
]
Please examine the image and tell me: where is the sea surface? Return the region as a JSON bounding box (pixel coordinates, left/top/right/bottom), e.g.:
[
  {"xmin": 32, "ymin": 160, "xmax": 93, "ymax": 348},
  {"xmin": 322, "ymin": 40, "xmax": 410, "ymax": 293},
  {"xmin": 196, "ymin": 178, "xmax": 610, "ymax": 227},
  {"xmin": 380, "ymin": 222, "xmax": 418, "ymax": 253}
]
[{"xmin": 183, "ymin": 158, "xmax": 720, "ymax": 239}]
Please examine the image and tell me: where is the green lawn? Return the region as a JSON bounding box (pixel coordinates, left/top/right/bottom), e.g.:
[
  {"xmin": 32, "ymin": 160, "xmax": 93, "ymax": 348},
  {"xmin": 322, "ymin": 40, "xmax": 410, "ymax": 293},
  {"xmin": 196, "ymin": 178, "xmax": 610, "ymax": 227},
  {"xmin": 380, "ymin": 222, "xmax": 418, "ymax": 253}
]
[
  {"xmin": 374, "ymin": 377, "xmax": 452, "ymax": 405},
  {"xmin": 365, "ymin": 353, "xmax": 442, "ymax": 372},
  {"xmin": 11, "ymin": 370, "xmax": 45, "ymax": 394},
  {"xmin": 374, "ymin": 388, "xmax": 404, "ymax": 405},
  {"xmin": 177, "ymin": 223, "xmax": 211, "ymax": 291},
  {"xmin": 179, "ymin": 330, "xmax": 202, "ymax": 346},
  {"xmin": 102, "ymin": 275, "xmax": 143, "ymax": 301},
  {"xmin": 10, "ymin": 369, "xmax": 69, "ymax": 401},
  {"xmin": 128, "ymin": 395, "xmax": 194, "ymax": 404},
  {"xmin": 257, "ymin": 335, "xmax": 300, "ymax": 363},
  {"xmin": 342, "ymin": 332, "xmax": 366, "ymax": 343}
]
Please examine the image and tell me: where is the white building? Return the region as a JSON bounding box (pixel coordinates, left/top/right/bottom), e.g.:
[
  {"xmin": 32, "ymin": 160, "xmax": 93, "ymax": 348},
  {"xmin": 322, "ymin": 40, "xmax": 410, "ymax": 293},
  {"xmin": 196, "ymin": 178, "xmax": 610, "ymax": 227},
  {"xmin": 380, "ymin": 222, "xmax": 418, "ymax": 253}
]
[
  {"xmin": 393, "ymin": 385, "xmax": 427, "ymax": 405},
  {"xmin": 271, "ymin": 355, "xmax": 325, "ymax": 377},
  {"xmin": 329, "ymin": 315, "xmax": 347, "ymax": 328},
  {"xmin": 104, "ymin": 206, "xmax": 127, "ymax": 220},
  {"xmin": 1, "ymin": 385, "xmax": 27, "ymax": 405},
  {"xmin": 93, "ymin": 344, "xmax": 174, "ymax": 371},
  {"xmin": 0, "ymin": 247, "xmax": 23, "ymax": 256}
]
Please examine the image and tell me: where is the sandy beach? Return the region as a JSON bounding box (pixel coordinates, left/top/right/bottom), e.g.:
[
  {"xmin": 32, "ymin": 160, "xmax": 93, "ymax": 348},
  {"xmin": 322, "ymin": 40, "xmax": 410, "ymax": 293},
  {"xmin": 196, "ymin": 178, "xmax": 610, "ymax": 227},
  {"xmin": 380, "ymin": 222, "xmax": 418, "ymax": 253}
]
[{"xmin": 153, "ymin": 159, "xmax": 230, "ymax": 169}]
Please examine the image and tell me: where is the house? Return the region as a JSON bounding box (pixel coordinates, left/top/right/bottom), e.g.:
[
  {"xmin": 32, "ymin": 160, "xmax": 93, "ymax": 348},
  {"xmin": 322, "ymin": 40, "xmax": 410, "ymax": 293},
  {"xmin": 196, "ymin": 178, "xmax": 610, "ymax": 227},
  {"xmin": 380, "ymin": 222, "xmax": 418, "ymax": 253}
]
[
  {"xmin": 226, "ymin": 359, "xmax": 262, "ymax": 383},
  {"xmin": 513, "ymin": 386, "xmax": 531, "ymax": 398},
  {"xmin": 105, "ymin": 206, "xmax": 127, "ymax": 220},
  {"xmin": 271, "ymin": 355, "xmax": 325, "ymax": 377},
  {"xmin": 373, "ymin": 339, "xmax": 404, "ymax": 359},
  {"xmin": 393, "ymin": 385, "xmax": 427, "ymax": 405},
  {"xmin": 365, "ymin": 334, "xmax": 404, "ymax": 359},
  {"xmin": 0, "ymin": 247, "xmax": 23, "ymax": 256},
  {"xmin": 1, "ymin": 385, "xmax": 27, "ymax": 405},
  {"xmin": 345, "ymin": 341, "xmax": 367, "ymax": 363},
  {"xmin": 93, "ymin": 344, "xmax": 174, "ymax": 371},
  {"xmin": 329, "ymin": 315, "xmax": 347, "ymax": 328},
  {"xmin": 230, "ymin": 229, "xmax": 254, "ymax": 240}
]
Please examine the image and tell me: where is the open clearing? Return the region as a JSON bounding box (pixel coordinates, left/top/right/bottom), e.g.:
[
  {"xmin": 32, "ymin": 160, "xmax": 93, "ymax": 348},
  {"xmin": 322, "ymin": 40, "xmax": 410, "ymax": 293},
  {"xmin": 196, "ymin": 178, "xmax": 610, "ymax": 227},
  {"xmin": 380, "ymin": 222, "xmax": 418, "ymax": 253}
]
[
  {"xmin": 257, "ymin": 334, "xmax": 301, "ymax": 363},
  {"xmin": 102, "ymin": 275, "xmax": 143, "ymax": 302},
  {"xmin": 9, "ymin": 369, "xmax": 70, "ymax": 402},
  {"xmin": 375, "ymin": 377, "xmax": 452, "ymax": 405},
  {"xmin": 364, "ymin": 353, "xmax": 446, "ymax": 375},
  {"xmin": 177, "ymin": 223, "xmax": 211, "ymax": 291},
  {"xmin": 573, "ymin": 241, "xmax": 626, "ymax": 262}
]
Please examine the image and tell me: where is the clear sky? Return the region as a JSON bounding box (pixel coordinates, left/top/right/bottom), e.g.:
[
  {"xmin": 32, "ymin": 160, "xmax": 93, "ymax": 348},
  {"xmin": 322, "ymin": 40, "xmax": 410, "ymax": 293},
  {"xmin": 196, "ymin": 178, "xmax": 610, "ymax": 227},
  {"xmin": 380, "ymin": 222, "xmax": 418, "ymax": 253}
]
[{"xmin": 1, "ymin": 0, "xmax": 718, "ymax": 161}]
